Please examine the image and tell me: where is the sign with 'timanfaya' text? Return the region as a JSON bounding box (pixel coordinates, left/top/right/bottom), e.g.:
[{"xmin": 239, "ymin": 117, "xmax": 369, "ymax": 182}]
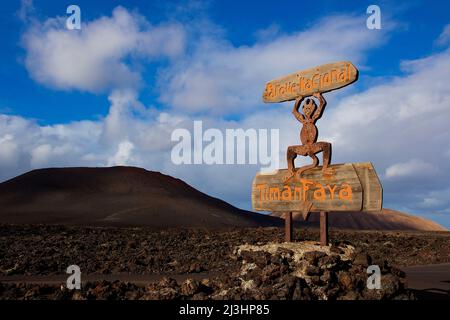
[{"xmin": 252, "ymin": 162, "xmax": 382, "ymax": 213}]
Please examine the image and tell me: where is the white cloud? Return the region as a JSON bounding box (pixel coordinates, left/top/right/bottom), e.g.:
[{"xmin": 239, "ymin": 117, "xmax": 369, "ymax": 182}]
[
  {"xmin": 0, "ymin": 134, "xmax": 19, "ymax": 168},
  {"xmin": 385, "ymin": 159, "xmax": 438, "ymax": 179},
  {"xmin": 419, "ymin": 188, "xmax": 450, "ymax": 209},
  {"xmin": 30, "ymin": 144, "xmax": 52, "ymax": 167},
  {"xmin": 254, "ymin": 23, "xmax": 281, "ymax": 42},
  {"xmin": 160, "ymin": 44, "xmax": 450, "ymax": 217},
  {"xmin": 107, "ymin": 140, "xmax": 135, "ymax": 166},
  {"xmin": 17, "ymin": 0, "xmax": 34, "ymax": 23},
  {"xmin": 306, "ymin": 48, "xmax": 450, "ymax": 218},
  {"xmin": 0, "ymin": 89, "xmax": 186, "ymax": 182},
  {"xmin": 22, "ymin": 6, "xmax": 186, "ymax": 93},
  {"xmin": 6, "ymin": 7, "xmax": 450, "ymax": 229},
  {"xmin": 435, "ymin": 23, "xmax": 450, "ymax": 47},
  {"xmin": 158, "ymin": 14, "xmax": 389, "ymax": 115}
]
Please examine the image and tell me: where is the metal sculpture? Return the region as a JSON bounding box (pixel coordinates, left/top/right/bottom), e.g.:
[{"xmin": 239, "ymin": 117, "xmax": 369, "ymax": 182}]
[
  {"xmin": 253, "ymin": 61, "xmax": 383, "ymax": 246},
  {"xmin": 284, "ymin": 92, "xmax": 332, "ymax": 182}
]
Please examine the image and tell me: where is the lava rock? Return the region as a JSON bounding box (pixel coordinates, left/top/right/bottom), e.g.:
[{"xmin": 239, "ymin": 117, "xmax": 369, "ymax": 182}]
[
  {"xmin": 181, "ymin": 278, "xmax": 200, "ymax": 296},
  {"xmin": 302, "ymin": 251, "xmax": 327, "ymax": 266}
]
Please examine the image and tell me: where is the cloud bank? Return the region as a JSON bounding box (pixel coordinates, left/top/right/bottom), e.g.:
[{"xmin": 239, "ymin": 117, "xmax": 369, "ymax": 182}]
[
  {"xmin": 22, "ymin": 6, "xmax": 185, "ymax": 93},
  {"xmin": 1, "ymin": 4, "xmax": 450, "ymax": 228},
  {"xmin": 158, "ymin": 14, "xmax": 387, "ymax": 115}
]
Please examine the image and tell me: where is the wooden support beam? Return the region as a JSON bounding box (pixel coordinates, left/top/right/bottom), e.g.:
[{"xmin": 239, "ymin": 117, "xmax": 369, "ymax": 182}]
[
  {"xmin": 320, "ymin": 211, "xmax": 329, "ymax": 246},
  {"xmin": 284, "ymin": 212, "xmax": 293, "ymax": 242}
]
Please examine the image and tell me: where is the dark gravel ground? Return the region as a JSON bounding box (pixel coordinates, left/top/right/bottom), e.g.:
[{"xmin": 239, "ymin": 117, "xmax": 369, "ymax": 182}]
[
  {"xmin": 0, "ymin": 224, "xmax": 448, "ymax": 300},
  {"xmin": 0, "ymin": 225, "xmax": 450, "ymax": 275},
  {"xmin": 0, "ymin": 224, "xmax": 449, "ymax": 276},
  {"xmin": 0, "ymin": 256, "xmax": 412, "ymax": 300}
]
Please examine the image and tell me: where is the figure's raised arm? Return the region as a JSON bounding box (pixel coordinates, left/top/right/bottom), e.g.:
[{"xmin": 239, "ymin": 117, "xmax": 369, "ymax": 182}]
[
  {"xmin": 292, "ymin": 96, "xmax": 305, "ymax": 123},
  {"xmin": 312, "ymin": 92, "xmax": 326, "ymax": 121}
]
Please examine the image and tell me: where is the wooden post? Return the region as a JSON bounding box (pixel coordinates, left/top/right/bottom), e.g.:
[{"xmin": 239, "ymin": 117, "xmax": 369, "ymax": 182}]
[
  {"xmin": 284, "ymin": 212, "xmax": 293, "ymax": 242},
  {"xmin": 320, "ymin": 211, "xmax": 329, "ymax": 246}
]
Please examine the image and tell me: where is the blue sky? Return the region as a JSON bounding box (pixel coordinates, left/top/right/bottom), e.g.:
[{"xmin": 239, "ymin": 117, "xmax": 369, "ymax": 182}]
[
  {"xmin": 1, "ymin": 0, "xmax": 448, "ymax": 123},
  {"xmin": 1, "ymin": 0, "xmax": 450, "ymax": 228}
]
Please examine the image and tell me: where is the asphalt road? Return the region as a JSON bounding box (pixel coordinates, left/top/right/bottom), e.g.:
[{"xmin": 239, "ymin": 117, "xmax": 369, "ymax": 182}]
[{"xmin": 402, "ymin": 263, "xmax": 450, "ymax": 300}]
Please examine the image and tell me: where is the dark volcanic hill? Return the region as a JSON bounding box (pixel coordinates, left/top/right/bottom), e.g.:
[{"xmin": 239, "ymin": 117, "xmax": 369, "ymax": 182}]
[
  {"xmin": 0, "ymin": 166, "xmax": 446, "ymax": 231},
  {"xmin": 0, "ymin": 166, "xmax": 281, "ymax": 228},
  {"xmin": 271, "ymin": 210, "xmax": 447, "ymax": 231}
]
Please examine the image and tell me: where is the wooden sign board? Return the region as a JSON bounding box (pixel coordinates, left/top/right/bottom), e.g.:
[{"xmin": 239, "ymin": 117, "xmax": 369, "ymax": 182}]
[
  {"xmin": 252, "ymin": 162, "xmax": 382, "ymax": 212},
  {"xmin": 262, "ymin": 61, "xmax": 358, "ymax": 103}
]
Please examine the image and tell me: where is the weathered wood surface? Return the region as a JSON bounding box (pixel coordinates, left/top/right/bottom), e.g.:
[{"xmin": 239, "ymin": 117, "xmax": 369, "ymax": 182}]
[
  {"xmin": 252, "ymin": 162, "xmax": 382, "ymax": 212},
  {"xmin": 262, "ymin": 61, "xmax": 358, "ymax": 103},
  {"xmin": 320, "ymin": 211, "xmax": 329, "ymax": 246},
  {"xmin": 284, "ymin": 212, "xmax": 292, "ymax": 242},
  {"xmin": 353, "ymin": 162, "xmax": 383, "ymax": 212}
]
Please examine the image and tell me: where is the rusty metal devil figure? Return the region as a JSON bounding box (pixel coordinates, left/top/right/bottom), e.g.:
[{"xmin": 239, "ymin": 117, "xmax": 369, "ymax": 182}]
[{"xmin": 284, "ymin": 92, "xmax": 333, "ymax": 182}]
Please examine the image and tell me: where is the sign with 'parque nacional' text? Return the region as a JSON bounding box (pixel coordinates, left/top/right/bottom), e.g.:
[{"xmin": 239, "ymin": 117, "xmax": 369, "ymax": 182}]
[{"xmin": 262, "ymin": 61, "xmax": 358, "ymax": 103}]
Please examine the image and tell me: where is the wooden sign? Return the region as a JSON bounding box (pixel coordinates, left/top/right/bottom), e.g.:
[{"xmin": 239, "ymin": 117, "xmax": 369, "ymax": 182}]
[
  {"xmin": 262, "ymin": 61, "xmax": 358, "ymax": 103},
  {"xmin": 252, "ymin": 162, "xmax": 382, "ymax": 213}
]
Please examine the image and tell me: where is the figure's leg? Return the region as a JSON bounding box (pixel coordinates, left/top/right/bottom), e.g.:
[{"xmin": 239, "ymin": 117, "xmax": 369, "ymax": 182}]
[
  {"xmin": 286, "ymin": 146, "xmax": 297, "ymax": 174},
  {"xmin": 296, "ymin": 153, "xmax": 319, "ymax": 177},
  {"xmin": 311, "ymin": 142, "xmax": 333, "ymax": 174},
  {"xmin": 284, "ymin": 145, "xmax": 307, "ymax": 182}
]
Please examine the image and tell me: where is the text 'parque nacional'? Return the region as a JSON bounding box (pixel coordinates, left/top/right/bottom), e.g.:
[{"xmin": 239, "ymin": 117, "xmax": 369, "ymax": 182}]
[{"xmin": 262, "ymin": 61, "xmax": 358, "ymax": 103}]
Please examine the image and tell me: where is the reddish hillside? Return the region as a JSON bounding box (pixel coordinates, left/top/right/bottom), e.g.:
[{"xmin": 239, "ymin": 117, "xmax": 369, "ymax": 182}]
[
  {"xmin": 0, "ymin": 166, "xmax": 446, "ymax": 231},
  {"xmin": 270, "ymin": 209, "xmax": 447, "ymax": 231},
  {"xmin": 0, "ymin": 166, "xmax": 281, "ymax": 228}
]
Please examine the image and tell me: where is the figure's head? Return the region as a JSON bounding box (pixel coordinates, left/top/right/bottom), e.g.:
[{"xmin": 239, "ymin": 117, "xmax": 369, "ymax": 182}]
[{"xmin": 302, "ymin": 98, "xmax": 317, "ymax": 118}]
